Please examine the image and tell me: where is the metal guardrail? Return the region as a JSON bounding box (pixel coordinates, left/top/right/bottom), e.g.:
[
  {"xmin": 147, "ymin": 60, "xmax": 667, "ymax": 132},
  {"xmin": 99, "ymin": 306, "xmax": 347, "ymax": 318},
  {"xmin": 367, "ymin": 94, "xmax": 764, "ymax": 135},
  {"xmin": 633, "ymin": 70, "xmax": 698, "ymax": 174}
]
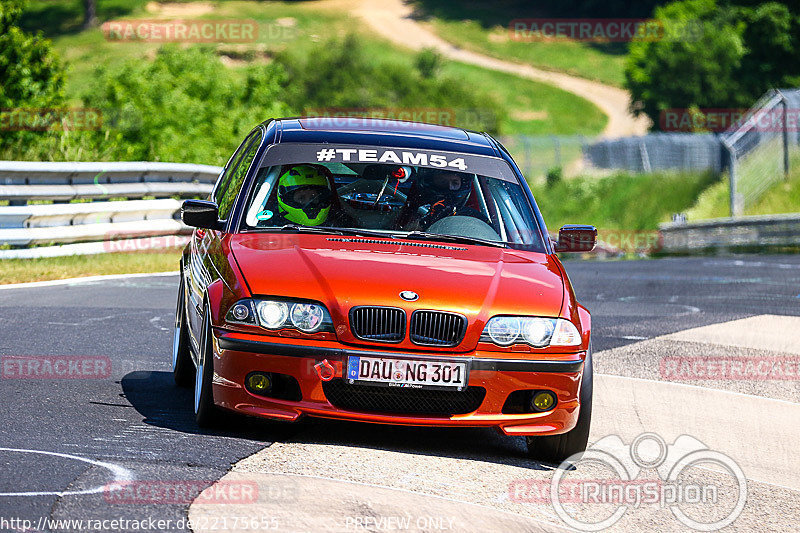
[
  {"xmin": 659, "ymin": 213, "xmax": 800, "ymax": 253},
  {"xmin": 0, "ymin": 161, "xmax": 221, "ymax": 184},
  {"xmin": 0, "ymin": 161, "xmax": 221, "ymax": 258}
]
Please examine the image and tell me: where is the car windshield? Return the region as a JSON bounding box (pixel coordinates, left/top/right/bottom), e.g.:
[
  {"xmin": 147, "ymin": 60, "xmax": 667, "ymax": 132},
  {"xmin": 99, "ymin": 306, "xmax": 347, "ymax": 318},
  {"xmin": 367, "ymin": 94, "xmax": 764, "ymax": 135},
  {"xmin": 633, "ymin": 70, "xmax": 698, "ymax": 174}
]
[{"xmin": 241, "ymin": 155, "xmax": 545, "ymax": 251}]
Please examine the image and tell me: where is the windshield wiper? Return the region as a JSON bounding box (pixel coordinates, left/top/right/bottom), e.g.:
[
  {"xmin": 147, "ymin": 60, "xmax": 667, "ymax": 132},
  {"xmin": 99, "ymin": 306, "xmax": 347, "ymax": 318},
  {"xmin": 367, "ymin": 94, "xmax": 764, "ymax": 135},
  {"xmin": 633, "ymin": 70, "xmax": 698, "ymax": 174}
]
[
  {"xmin": 396, "ymin": 231, "xmax": 507, "ymax": 248},
  {"xmin": 274, "ymin": 224, "xmax": 394, "ymax": 239},
  {"xmin": 326, "ymin": 227, "xmax": 397, "ymax": 239},
  {"xmin": 275, "ymin": 224, "xmax": 346, "ymax": 235}
]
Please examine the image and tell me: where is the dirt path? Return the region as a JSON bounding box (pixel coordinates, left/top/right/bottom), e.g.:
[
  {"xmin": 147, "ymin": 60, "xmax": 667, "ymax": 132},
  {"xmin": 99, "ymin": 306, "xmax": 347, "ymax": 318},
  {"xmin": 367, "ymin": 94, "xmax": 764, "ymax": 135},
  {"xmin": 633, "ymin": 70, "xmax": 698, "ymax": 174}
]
[{"xmin": 352, "ymin": 0, "xmax": 650, "ymax": 138}]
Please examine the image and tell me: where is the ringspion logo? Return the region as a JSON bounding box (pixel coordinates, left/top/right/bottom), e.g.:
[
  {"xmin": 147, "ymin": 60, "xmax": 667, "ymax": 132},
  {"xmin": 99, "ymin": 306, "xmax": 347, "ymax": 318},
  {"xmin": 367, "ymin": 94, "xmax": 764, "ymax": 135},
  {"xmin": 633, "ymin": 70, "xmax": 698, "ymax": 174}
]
[{"xmin": 512, "ymin": 433, "xmax": 747, "ymax": 531}]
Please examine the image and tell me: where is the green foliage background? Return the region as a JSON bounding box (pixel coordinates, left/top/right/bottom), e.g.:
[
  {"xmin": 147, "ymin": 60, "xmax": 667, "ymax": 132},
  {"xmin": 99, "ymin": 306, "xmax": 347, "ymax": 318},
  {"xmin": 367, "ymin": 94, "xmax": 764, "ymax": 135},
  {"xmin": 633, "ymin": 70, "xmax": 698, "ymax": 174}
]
[{"xmin": 626, "ymin": 0, "xmax": 800, "ymax": 129}]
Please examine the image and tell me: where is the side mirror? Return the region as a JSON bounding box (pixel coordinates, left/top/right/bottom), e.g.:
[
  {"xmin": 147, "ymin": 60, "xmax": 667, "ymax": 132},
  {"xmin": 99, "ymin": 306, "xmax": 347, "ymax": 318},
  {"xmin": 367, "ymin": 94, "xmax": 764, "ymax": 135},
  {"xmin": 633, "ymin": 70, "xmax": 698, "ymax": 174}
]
[
  {"xmin": 554, "ymin": 224, "xmax": 597, "ymax": 252},
  {"xmin": 181, "ymin": 200, "xmax": 221, "ymax": 230}
]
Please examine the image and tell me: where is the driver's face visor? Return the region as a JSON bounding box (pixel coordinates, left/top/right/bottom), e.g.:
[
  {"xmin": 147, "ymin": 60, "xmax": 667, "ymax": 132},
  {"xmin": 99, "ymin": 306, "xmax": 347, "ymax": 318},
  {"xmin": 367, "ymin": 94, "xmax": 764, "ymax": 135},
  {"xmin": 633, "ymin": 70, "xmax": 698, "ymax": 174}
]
[
  {"xmin": 280, "ymin": 184, "xmax": 332, "ymax": 212},
  {"xmin": 427, "ymin": 173, "xmax": 470, "ymax": 192}
]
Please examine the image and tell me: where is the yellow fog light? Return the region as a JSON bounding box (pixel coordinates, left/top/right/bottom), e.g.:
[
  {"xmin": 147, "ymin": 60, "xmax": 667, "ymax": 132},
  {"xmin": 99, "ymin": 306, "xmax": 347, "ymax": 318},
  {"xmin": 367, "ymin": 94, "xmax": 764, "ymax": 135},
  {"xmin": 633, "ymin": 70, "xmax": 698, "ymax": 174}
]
[
  {"xmin": 246, "ymin": 373, "xmax": 272, "ymax": 394},
  {"xmin": 531, "ymin": 391, "xmax": 556, "ymax": 412}
]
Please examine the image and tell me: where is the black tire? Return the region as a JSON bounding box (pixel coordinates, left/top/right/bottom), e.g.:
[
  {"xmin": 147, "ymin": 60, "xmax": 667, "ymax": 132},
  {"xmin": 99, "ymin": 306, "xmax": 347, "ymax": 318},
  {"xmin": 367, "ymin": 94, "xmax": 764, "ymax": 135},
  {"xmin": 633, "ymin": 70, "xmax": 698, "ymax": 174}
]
[
  {"xmin": 526, "ymin": 344, "xmax": 593, "ymax": 464},
  {"xmin": 172, "ymin": 275, "xmax": 194, "ymax": 388},
  {"xmin": 194, "ymin": 303, "xmax": 220, "ymax": 428}
]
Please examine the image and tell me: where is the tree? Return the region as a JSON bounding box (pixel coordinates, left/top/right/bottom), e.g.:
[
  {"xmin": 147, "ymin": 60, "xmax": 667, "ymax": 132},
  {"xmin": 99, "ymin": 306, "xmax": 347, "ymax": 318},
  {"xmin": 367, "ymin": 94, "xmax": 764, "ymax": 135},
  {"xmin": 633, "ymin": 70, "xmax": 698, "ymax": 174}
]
[
  {"xmin": 734, "ymin": 2, "xmax": 800, "ymax": 98},
  {"xmin": 625, "ymin": 0, "xmax": 800, "ymax": 129},
  {"xmin": 625, "ymin": 0, "xmax": 745, "ymax": 127},
  {"xmin": 0, "ymin": 0, "xmax": 65, "ymax": 146},
  {"xmin": 82, "ymin": 0, "xmax": 97, "ymax": 29}
]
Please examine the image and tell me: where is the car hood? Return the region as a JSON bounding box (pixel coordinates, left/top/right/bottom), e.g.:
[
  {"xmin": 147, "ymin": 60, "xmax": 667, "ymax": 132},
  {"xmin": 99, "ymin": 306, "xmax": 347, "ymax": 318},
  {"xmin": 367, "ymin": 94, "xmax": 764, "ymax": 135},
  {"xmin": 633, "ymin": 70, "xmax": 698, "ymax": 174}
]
[{"xmin": 230, "ymin": 233, "xmax": 565, "ymax": 350}]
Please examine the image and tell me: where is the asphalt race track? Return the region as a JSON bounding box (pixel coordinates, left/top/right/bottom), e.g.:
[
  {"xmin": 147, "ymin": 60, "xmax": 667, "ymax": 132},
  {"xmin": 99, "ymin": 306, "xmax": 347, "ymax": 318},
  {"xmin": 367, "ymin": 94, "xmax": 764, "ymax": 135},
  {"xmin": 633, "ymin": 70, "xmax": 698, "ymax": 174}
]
[{"xmin": 1, "ymin": 255, "xmax": 799, "ymax": 532}]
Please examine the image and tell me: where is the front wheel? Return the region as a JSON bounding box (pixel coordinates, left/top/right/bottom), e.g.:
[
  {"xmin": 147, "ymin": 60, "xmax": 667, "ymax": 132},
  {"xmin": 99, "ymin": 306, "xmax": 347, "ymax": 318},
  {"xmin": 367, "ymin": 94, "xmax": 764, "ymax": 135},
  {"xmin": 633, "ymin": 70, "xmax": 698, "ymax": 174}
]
[
  {"xmin": 194, "ymin": 303, "xmax": 220, "ymax": 428},
  {"xmin": 172, "ymin": 275, "xmax": 193, "ymax": 388},
  {"xmin": 526, "ymin": 344, "xmax": 593, "ymax": 464}
]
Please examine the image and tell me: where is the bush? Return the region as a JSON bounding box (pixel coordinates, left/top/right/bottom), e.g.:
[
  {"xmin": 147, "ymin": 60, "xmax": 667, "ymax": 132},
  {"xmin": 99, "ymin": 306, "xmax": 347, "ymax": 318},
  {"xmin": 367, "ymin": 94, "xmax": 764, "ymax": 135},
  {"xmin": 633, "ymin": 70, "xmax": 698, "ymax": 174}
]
[
  {"xmin": 0, "ymin": 0, "xmax": 66, "ymax": 151},
  {"xmin": 531, "ymin": 170, "xmax": 719, "ymax": 230},
  {"xmin": 277, "ymin": 34, "xmax": 504, "ymax": 133},
  {"xmin": 545, "ymin": 166, "xmax": 563, "ymax": 188},
  {"xmin": 3, "ymin": 33, "xmax": 505, "ymax": 162},
  {"xmin": 76, "ymin": 46, "xmax": 292, "ymax": 163},
  {"xmin": 415, "ymin": 48, "xmax": 443, "ymax": 79}
]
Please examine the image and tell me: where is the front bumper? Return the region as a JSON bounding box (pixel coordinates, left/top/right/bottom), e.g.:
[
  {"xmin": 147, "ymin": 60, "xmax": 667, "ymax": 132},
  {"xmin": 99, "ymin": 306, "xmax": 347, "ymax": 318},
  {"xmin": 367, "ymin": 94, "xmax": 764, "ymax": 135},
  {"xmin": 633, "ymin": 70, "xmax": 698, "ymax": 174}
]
[{"xmin": 211, "ymin": 330, "xmax": 586, "ymax": 436}]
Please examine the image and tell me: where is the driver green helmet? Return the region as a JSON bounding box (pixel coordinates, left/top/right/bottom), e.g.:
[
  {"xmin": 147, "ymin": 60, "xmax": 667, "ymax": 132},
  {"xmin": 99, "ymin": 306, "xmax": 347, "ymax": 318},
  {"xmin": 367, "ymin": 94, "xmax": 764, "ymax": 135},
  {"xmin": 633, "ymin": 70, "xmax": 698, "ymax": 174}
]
[{"xmin": 277, "ymin": 165, "xmax": 332, "ymax": 226}]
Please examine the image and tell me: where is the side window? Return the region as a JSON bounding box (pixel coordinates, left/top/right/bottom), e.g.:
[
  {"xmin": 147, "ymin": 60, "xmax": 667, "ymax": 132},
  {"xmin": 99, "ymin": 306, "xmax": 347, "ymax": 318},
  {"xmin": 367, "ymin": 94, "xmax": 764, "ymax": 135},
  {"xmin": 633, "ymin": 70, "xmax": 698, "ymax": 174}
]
[
  {"xmin": 212, "ymin": 131, "xmax": 259, "ymax": 207},
  {"xmin": 218, "ymin": 132, "xmax": 262, "ymax": 220}
]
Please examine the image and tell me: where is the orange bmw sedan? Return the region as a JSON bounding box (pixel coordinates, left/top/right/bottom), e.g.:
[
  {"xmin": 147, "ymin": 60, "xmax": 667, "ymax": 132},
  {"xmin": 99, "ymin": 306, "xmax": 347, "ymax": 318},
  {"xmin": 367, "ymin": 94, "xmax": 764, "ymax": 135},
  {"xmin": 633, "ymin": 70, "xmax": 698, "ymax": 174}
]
[{"xmin": 173, "ymin": 117, "xmax": 596, "ymax": 462}]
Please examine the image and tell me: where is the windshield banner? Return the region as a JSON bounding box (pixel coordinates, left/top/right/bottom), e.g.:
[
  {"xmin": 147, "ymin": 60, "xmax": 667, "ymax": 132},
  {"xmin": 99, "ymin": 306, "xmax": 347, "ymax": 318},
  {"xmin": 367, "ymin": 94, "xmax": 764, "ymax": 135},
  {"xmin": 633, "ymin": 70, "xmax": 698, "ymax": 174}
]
[{"xmin": 258, "ymin": 143, "xmax": 518, "ymax": 183}]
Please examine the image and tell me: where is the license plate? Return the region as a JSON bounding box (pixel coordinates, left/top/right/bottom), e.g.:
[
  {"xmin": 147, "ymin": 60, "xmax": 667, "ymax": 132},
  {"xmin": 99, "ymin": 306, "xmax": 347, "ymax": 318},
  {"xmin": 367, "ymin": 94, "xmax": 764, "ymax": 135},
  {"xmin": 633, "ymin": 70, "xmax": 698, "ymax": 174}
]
[{"xmin": 346, "ymin": 356, "xmax": 468, "ymax": 390}]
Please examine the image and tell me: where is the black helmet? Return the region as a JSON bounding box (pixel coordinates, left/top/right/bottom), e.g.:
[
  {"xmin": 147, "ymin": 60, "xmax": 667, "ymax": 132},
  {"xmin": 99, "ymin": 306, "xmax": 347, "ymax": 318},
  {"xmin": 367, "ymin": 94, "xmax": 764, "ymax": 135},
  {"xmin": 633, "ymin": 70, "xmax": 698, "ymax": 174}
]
[{"xmin": 416, "ymin": 168, "xmax": 473, "ymax": 213}]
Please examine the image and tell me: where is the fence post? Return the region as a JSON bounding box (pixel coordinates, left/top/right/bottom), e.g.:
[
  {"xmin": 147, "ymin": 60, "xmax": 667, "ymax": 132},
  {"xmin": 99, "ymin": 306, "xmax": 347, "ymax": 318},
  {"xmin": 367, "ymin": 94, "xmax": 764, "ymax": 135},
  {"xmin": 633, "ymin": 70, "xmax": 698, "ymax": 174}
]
[
  {"xmin": 723, "ymin": 140, "xmax": 740, "ymax": 217},
  {"xmin": 782, "ymin": 93, "xmax": 790, "ymax": 179},
  {"xmin": 552, "ymin": 136, "xmax": 561, "ymax": 169},
  {"xmin": 639, "ymin": 138, "xmax": 652, "ymax": 173},
  {"xmin": 522, "ymin": 136, "xmax": 532, "ymax": 178}
]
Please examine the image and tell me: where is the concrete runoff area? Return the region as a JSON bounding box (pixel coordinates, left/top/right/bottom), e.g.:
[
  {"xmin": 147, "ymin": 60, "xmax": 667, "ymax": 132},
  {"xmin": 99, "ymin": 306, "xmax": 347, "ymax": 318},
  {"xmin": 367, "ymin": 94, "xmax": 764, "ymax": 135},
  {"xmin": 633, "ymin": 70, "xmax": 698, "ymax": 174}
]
[{"xmin": 189, "ymin": 315, "xmax": 800, "ymax": 531}]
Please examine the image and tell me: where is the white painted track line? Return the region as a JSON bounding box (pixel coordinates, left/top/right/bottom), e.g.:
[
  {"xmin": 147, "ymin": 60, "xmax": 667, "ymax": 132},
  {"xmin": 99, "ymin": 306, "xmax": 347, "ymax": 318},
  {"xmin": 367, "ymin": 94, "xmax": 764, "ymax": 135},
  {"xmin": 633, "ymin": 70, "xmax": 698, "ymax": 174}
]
[{"xmin": 0, "ymin": 271, "xmax": 178, "ymax": 290}]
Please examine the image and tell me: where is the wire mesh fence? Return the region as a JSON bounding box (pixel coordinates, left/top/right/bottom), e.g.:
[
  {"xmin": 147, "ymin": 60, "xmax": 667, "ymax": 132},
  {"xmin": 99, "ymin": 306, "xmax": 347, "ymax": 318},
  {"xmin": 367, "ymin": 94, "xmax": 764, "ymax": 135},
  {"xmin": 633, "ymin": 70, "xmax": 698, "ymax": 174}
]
[
  {"xmin": 503, "ymin": 88, "xmax": 799, "ymax": 220},
  {"xmin": 502, "ymin": 133, "xmax": 724, "ymax": 184},
  {"xmin": 721, "ymin": 88, "xmax": 800, "ymax": 216},
  {"xmin": 583, "ymin": 133, "xmax": 724, "ymax": 173},
  {"xmin": 498, "ymin": 135, "xmax": 590, "ymax": 183}
]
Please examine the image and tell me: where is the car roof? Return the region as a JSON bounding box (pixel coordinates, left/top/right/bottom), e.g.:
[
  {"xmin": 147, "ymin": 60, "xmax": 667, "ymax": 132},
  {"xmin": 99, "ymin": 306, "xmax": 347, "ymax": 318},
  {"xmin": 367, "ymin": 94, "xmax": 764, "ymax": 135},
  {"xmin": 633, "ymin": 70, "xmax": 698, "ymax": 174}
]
[{"xmin": 268, "ymin": 117, "xmax": 501, "ymax": 157}]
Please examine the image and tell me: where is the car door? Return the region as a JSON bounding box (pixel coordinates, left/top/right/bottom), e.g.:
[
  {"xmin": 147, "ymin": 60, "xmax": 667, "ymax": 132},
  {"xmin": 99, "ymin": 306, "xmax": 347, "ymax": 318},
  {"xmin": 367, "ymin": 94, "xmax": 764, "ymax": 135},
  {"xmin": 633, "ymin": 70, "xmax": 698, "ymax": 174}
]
[{"xmin": 186, "ymin": 130, "xmax": 262, "ymax": 351}]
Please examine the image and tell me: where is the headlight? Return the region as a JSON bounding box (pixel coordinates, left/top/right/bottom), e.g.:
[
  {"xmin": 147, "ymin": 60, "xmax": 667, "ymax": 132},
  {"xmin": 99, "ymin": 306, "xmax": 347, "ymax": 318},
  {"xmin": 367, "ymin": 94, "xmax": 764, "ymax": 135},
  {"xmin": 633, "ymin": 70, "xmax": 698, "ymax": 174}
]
[
  {"xmin": 486, "ymin": 316, "xmax": 521, "ymax": 345},
  {"xmin": 257, "ymin": 301, "xmax": 289, "ymax": 329},
  {"xmin": 225, "ymin": 300, "xmax": 256, "ymax": 325},
  {"xmin": 290, "ymin": 303, "xmax": 325, "ymax": 332},
  {"xmin": 481, "ymin": 317, "xmax": 581, "ymax": 348},
  {"xmin": 226, "ymin": 298, "xmax": 333, "ymax": 333}
]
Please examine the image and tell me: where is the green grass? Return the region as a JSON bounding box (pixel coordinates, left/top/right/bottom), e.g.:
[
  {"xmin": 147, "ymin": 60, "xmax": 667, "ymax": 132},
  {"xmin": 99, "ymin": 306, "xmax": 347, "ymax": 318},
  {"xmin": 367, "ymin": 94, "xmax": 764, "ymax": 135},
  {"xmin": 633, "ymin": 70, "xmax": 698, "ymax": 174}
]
[
  {"xmin": 532, "ymin": 170, "xmax": 720, "ymax": 231},
  {"xmin": 685, "ymin": 149, "xmax": 800, "ymax": 220},
  {"xmin": 0, "ymin": 251, "xmax": 181, "ymax": 284},
  {"xmin": 427, "ymin": 18, "xmax": 627, "ymax": 87},
  {"xmin": 408, "ymin": 0, "xmax": 627, "ymax": 87},
  {"xmin": 42, "ymin": 1, "xmax": 605, "ymax": 138}
]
